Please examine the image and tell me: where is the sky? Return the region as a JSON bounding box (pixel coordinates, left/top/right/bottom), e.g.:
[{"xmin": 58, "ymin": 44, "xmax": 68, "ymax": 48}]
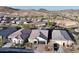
[{"xmin": 10, "ymin": 6, "xmax": 79, "ymax": 10}]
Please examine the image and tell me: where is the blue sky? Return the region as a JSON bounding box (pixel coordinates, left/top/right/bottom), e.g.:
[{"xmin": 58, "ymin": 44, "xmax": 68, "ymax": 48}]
[{"xmin": 10, "ymin": 6, "xmax": 79, "ymax": 10}]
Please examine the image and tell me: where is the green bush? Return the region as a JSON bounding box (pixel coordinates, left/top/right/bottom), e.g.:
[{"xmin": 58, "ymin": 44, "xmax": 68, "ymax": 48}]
[
  {"xmin": 67, "ymin": 28, "xmax": 74, "ymax": 32},
  {"xmin": 47, "ymin": 20, "xmax": 53, "ymax": 27},
  {"xmin": 19, "ymin": 24, "xmax": 37, "ymax": 29}
]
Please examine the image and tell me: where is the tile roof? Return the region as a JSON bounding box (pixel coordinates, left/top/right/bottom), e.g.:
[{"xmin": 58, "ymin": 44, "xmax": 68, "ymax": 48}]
[
  {"xmin": 8, "ymin": 29, "xmax": 23, "ymax": 38},
  {"xmin": 52, "ymin": 30, "xmax": 72, "ymax": 41},
  {"xmin": 29, "ymin": 29, "xmax": 48, "ymax": 40}
]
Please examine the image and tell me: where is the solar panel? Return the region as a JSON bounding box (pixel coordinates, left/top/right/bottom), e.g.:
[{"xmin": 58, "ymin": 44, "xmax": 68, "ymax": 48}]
[
  {"xmin": 60, "ymin": 30, "xmax": 72, "ymax": 40},
  {"xmin": 21, "ymin": 33, "xmax": 27, "ymax": 38},
  {"xmin": 20, "ymin": 29, "xmax": 31, "ymax": 40},
  {"xmin": 21, "ymin": 29, "xmax": 31, "ymax": 34},
  {"xmin": 0, "ymin": 27, "xmax": 17, "ymax": 39}
]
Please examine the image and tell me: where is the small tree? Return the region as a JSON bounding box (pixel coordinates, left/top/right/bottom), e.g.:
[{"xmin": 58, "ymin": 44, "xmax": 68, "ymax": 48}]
[
  {"xmin": 47, "ymin": 20, "xmax": 53, "ymax": 27},
  {"xmin": 6, "ymin": 17, "xmax": 11, "ymax": 23},
  {"xmin": 20, "ymin": 24, "xmax": 37, "ymax": 29}
]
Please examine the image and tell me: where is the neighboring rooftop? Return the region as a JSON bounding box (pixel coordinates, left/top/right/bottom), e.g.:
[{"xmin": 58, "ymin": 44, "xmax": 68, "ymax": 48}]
[
  {"xmin": 29, "ymin": 29, "xmax": 48, "ymax": 40},
  {"xmin": 52, "ymin": 30, "xmax": 73, "ymax": 41},
  {"xmin": 20, "ymin": 29, "xmax": 32, "ymax": 40},
  {"xmin": 8, "ymin": 28, "xmax": 32, "ymax": 40},
  {"xmin": 0, "ymin": 27, "xmax": 17, "ymax": 39},
  {"xmin": 8, "ymin": 29, "xmax": 23, "ymax": 38}
]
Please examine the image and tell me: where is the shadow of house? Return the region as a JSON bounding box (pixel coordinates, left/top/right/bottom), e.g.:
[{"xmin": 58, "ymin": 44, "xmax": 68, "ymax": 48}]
[{"xmin": 0, "ymin": 48, "xmax": 34, "ymax": 53}]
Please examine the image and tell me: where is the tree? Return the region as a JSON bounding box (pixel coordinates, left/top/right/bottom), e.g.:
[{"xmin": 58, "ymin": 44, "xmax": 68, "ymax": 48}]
[
  {"xmin": 6, "ymin": 17, "xmax": 11, "ymax": 23},
  {"xmin": 47, "ymin": 20, "xmax": 53, "ymax": 27},
  {"xmin": 19, "ymin": 24, "xmax": 37, "ymax": 29}
]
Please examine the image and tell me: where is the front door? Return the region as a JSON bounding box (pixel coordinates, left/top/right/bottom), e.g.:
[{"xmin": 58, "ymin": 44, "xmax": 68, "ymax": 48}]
[
  {"xmin": 63, "ymin": 43, "xmax": 65, "ymax": 47},
  {"xmin": 53, "ymin": 43, "xmax": 60, "ymax": 51}
]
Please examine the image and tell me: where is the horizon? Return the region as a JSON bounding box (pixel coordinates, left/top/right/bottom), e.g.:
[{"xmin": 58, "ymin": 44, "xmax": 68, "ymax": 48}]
[{"xmin": 10, "ymin": 6, "xmax": 79, "ymax": 10}]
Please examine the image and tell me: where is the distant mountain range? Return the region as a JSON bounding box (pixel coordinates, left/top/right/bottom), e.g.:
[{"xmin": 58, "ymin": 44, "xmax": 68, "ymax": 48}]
[
  {"xmin": 0, "ymin": 6, "xmax": 79, "ymax": 16},
  {"xmin": 0, "ymin": 6, "xmax": 19, "ymax": 13}
]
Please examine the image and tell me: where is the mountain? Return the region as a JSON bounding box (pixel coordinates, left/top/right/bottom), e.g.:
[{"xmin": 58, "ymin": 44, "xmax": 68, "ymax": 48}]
[
  {"xmin": 0, "ymin": 6, "xmax": 52, "ymax": 16},
  {"xmin": 0, "ymin": 6, "xmax": 19, "ymax": 13},
  {"xmin": 0, "ymin": 6, "xmax": 79, "ymax": 16}
]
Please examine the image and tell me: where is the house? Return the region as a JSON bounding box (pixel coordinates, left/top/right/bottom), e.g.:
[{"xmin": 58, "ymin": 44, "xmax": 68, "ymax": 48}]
[
  {"xmin": 28, "ymin": 29, "xmax": 48, "ymax": 44},
  {"xmin": 8, "ymin": 29, "xmax": 31, "ymax": 45},
  {"xmin": 15, "ymin": 18, "xmax": 28, "ymax": 25},
  {"xmin": 31, "ymin": 18, "xmax": 42, "ymax": 22},
  {"xmin": 8, "ymin": 29, "xmax": 23, "ymax": 45},
  {"xmin": 42, "ymin": 18, "xmax": 48, "ymax": 22},
  {"xmin": 20, "ymin": 19, "xmax": 28, "ymax": 24},
  {"xmin": 1, "ymin": 20, "xmax": 6, "ymax": 24},
  {"xmin": 14, "ymin": 17, "xmax": 20, "ymax": 21},
  {"xmin": 51, "ymin": 29, "xmax": 75, "ymax": 47},
  {"xmin": 11, "ymin": 20, "xmax": 16, "ymax": 24},
  {"xmin": 15, "ymin": 20, "xmax": 21, "ymax": 25},
  {"xmin": 32, "ymin": 22, "xmax": 47, "ymax": 27}
]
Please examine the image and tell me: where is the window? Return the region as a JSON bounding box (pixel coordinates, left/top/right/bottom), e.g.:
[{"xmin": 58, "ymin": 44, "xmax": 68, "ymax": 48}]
[
  {"xmin": 67, "ymin": 44, "xmax": 69, "ymax": 47},
  {"xmin": 63, "ymin": 43, "xmax": 65, "ymax": 47}
]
